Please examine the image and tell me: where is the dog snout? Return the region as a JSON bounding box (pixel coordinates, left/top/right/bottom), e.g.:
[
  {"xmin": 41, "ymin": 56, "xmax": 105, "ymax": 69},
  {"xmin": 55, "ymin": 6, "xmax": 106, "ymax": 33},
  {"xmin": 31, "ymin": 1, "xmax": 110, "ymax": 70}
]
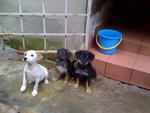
[{"xmin": 24, "ymin": 57, "xmax": 27, "ymax": 62}]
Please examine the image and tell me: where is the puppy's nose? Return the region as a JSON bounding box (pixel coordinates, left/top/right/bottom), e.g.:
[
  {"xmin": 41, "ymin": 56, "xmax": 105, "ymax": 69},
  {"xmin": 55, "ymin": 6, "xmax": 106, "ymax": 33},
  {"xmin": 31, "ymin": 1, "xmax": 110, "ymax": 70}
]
[{"xmin": 24, "ymin": 57, "xmax": 27, "ymax": 61}]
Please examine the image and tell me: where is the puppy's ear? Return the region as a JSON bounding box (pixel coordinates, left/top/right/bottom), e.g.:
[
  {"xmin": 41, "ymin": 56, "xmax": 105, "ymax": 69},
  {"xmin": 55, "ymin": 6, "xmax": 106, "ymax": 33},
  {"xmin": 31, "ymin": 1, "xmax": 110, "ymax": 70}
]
[
  {"xmin": 36, "ymin": 52, "xmax": 43, "ymax": 61},
  {"xmin": 75, "ymin": 50, "xmax": 81, "ymax": 59},
  {"xmin": 66, "ymin": 49, "xmax": 72, "ymax": 58},
  {"xmin": 88, "ymin": 52, "xmax": 95, "ymax": 62}
]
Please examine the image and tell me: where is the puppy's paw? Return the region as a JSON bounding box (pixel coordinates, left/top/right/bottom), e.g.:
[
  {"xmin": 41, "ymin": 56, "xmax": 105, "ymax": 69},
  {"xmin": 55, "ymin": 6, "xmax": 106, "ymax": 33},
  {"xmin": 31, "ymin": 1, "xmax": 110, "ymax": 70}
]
[
  {"xmin": 32, "ymin": 90, "xmax": 38, "ymax": 96},
  {"xmin": 20, "ymin": 85, "xmax": 26, "ymax": 92},
  {"xmin": 74, "ymin": 83, "xmax": 79, "ymax": 88},
  {"xmin": 86, "ymin": 88, "xmax": 92, "ymax": 94},
  {"xmin": 29, "ymin": 81, "xmax": 32, "ymax": 84},
  {"xmin": 52, "ymin": 77, "xmax": 58, "ymax": 81},
  {"xmin": 44, "ymin": 79, "xmax": 49, "ymax": 84},
  {"xmin": 64, "ymin": 80, "xmax": 68, "ymax": 84}
]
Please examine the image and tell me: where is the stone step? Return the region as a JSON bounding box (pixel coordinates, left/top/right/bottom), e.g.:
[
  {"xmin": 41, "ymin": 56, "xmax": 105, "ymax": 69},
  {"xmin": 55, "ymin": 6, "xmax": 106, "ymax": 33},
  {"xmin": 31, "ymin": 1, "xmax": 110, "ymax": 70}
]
[{"xmin": 90, "ymin": 47, "xmax": 150, "ymax": 89}]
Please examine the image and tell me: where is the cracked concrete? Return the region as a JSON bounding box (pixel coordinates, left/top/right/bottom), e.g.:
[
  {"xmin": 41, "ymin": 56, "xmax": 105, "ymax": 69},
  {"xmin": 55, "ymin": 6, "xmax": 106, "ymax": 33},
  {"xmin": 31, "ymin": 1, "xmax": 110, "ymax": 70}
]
[{"xmin": 0, "ymin": 46, "xmax": 150, "ymax": 113}]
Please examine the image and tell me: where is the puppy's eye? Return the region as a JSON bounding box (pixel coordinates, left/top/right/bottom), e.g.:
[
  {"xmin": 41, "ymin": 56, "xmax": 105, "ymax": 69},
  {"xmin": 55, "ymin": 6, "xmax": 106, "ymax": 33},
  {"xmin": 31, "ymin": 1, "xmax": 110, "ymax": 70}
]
[
  {"xmin": 31, "ymin": 54, "xmax": 34, "ymax": 57},
  {"xmin": 24, "ymin": 53, "xmax": 27, "ymax": 56},
  {"xmin": 85, "ymin": 55, "xmax": 88, "ymax": 58}
]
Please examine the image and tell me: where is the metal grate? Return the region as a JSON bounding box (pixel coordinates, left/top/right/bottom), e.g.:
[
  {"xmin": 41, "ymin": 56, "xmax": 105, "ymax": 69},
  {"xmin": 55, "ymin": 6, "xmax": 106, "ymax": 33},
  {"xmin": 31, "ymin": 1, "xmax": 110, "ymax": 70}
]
[{"xmin": 0, "ymin": 0, "xmax": 92, "ymax": 51}]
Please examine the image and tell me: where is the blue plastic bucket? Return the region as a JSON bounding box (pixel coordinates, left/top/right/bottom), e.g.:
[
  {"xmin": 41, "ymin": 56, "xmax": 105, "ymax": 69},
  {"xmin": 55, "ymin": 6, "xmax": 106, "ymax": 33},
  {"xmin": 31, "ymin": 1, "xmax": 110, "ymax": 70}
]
[{"xmin": 96, "ymin": 29, "xmax": 123, "ymax": 55}]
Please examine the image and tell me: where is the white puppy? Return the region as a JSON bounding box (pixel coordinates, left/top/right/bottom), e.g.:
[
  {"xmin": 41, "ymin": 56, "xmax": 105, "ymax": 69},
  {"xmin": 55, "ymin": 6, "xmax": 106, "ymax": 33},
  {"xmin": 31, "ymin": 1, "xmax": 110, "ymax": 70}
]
[{"xmin": 20, "ymin": 50, "xmax": 49, "ymax": 96}]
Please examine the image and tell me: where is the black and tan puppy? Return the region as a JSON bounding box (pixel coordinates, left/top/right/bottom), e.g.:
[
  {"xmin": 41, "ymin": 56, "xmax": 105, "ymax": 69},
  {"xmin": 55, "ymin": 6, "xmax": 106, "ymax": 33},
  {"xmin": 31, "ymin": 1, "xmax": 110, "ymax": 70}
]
[
  {"xmin": 54, "ymin": 48, "xmax": 73, "ymax": 84},
  {"xmin": 74, "ymin": 50, "xmax": 96, "ymax": 94}
]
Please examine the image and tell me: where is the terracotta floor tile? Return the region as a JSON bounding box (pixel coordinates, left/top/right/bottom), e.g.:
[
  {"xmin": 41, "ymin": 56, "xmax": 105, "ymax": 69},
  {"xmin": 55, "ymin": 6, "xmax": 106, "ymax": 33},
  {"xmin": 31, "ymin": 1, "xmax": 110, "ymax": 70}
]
[
  {"xmin": 142, "ymin": 35, "xmax": 150, "ymax": 45},
  {"xmin": 140, "ymin": 36, "xmax": 150, "ymax": 56},
  {"xmin": 131, "ymin": 70, "xmax": 150, "ymax": 89},
  {"xmin": 92, "ymin": 59, "xmax": 106, "ymax": 76},
  {"xmin": 118, "ymin": 30, "xmax": 144, "ymax": 53},
  {"xmin": 119, "ymin": 38, "xmax": 142, "ymax": 53},
  {"xmin": 105, "ymin": 63, "xmax": 131, "ymax": 83},
  {"xmin": 90, "ymin": 47, "xmax": 110, "ymax": 76},
  {"xmin": 108, "ymin": 50, "xmax": 138, "ymax": 68},
  {"xmin": 130, "ymin": 54, "xmax": 150, "ymax": 89},
  {"xmin": 133, "ymin": 55, "xmax": 150, "ymax": 73}
]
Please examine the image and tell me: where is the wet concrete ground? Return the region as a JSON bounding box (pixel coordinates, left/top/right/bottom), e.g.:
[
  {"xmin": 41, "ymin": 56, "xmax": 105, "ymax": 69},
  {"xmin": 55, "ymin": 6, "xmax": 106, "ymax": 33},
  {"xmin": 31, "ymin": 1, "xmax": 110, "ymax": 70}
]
[{"xmin": 0, "ymin": 46, "xmax": 150, "ymax": 113}]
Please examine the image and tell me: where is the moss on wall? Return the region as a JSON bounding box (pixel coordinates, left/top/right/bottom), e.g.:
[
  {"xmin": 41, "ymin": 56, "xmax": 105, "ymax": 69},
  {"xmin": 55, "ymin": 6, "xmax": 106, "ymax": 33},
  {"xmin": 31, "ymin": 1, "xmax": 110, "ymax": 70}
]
[{"xmin": 3, "ymin": 36, "xmax": 63, "ymax": 50}]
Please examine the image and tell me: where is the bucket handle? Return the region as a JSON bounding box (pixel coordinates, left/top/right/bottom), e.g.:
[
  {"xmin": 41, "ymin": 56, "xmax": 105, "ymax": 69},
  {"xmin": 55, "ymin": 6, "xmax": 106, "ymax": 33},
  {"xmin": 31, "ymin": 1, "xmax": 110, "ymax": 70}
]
[{"xmin": 96, "ymin": 34, "xmax": 123, "ymax": 50}]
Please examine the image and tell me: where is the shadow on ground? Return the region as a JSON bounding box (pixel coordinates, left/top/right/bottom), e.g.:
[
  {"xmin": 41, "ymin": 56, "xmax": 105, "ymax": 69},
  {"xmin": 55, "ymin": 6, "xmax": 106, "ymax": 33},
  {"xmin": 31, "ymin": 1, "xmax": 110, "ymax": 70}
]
[{"xmin": 0, "ymin": 46, "xmax": 150, "ymax": 113}]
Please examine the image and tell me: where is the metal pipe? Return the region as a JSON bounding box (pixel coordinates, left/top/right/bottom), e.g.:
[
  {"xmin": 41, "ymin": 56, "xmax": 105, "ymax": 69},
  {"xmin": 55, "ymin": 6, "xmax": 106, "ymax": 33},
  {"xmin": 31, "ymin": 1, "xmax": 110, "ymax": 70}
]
[
  {"xmin": 19, "ymin": 0, "xmax": 26, "ymax": 50},
  {"xmin": 0, "ymin": 33, "xmax": 86, "ymax": 36},
  {"xmin": 42, "ymin": 0, "xmax": 47, "ymax": 50},
  {"xmin": 0, "ymin": 13, "xmax": 87, "ymax": 17},
  {"xmin": 17, "ymin": 50, "xmax": 76, "ymax": 55},
  {"xmin": 64, "ymin": 0, "xmax": 68, "ymax": 49},
  {"xmin": 84, "ymin": 0, "xmax": 92, "ymax": 49}
]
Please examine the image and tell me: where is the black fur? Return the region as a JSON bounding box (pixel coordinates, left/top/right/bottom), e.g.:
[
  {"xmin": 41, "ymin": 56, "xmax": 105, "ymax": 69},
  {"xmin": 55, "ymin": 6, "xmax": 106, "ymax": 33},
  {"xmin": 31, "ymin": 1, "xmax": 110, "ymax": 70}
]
[
  {"xmin": 74, "ymin": 50, "xmax": 96, "ymax": 93},
  {"xmin": 55, "ymin": 48, "xmax": 74, "ymax": 82}
]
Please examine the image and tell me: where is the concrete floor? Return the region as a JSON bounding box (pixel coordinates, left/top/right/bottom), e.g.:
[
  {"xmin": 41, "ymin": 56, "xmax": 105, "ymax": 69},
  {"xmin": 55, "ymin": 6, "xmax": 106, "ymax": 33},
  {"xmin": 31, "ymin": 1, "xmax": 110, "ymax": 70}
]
[{"xmin": 0, "ymin": 46, "xmax": 150, "ymax": 113}]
